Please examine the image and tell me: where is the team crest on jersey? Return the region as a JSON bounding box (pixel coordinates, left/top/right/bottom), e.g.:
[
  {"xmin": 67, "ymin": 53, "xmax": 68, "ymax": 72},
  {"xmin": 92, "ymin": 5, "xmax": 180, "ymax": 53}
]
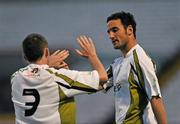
[
  {"xmin": 31, "ymin": 68, "xmax": 38, "ymax": 73},
  {"xmin": 24, "ymin": 68, "xmax": 40, "ymax": 77}
]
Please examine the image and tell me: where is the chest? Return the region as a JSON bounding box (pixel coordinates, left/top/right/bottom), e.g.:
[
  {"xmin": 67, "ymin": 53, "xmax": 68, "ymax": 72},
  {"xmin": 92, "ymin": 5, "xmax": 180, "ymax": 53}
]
[{"xmin": 112, "ymin": 58, "xmax": 131, "ymax": 85}]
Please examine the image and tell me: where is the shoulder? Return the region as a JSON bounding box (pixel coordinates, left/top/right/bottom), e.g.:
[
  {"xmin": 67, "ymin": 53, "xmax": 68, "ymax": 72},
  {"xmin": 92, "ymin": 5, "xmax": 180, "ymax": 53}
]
[
  {"xmin": 113, "ymin": 57, "xmax": 123, "ymax": 64},
  {"xmin": 133, "ymin": 45, "xmax": 155, "ymax": 70},
  {"xmin": 11, "ymin": 71, "xmax": 18, "ymax": 80},
  {"xmin": 11, "ymin": 66, "xmax": 29, "ymax": 80},
  {"xmin": 46, "ymin": 67, "xmax": 78, "ymax": 75},
  {"xmin": 134, "ymin": 45, "xmax": 152, "ymax": 61}
]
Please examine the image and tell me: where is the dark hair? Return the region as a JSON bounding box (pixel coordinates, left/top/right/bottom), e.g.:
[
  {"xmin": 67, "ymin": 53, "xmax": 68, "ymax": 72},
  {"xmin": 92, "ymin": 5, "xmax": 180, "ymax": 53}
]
[
  {"xmin": 22, "ymin": 33, "xmax": 48, "ymax": 62},
  {"xmin": 107, "ymin": 11, "xmax": 136, "ymax": 38}
]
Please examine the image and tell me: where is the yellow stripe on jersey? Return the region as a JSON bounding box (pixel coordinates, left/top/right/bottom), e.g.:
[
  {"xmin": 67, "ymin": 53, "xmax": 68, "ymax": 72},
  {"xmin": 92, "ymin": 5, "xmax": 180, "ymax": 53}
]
[
  {"xmin": 123, "ymin": 50, "xmax": 148, "ymax": 124},
  {"xmin": 133, "ymin": 50, "xmax": 146, "ymax": 92},
  {"xmin": 46, "ymin": 69, "xmax": 97, "ymax": 92},
  {"xmin": 58, "ymin": 84, "xmax": 68, "ymax": 101},
  {"xmin": 58, "ymin": 87, "xmax": 76, "ymax": 124},
  {"xmin": 124, "ymin": 68, "xmax": 147, "ymax": 124}
]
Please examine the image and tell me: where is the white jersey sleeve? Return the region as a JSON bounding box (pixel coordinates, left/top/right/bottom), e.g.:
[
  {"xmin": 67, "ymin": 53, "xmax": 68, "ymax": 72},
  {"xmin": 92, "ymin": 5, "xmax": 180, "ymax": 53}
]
[
  {"xmin": 135, "ymin": 49, "xmax": 162, "ymax": 100},
  {"xmin": 46, "ymin": 68, "xmax": 100, "ymax": 97}
]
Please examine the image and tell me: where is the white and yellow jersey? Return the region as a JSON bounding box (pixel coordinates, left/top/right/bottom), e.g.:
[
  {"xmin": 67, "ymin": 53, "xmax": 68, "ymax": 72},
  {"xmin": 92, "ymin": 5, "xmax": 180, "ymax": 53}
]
[
  {"xmin": 11, "ymin": 64, "xmax": 99, "ymax": 124},
  {"xmin": 107, "ymin": 44, "xmax": 161, "ymax": 124}
]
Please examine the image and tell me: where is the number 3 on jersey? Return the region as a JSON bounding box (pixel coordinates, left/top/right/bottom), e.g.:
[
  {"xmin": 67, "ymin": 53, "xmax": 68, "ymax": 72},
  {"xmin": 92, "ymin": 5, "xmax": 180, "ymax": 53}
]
[{"xmin": 23, "ymin": 89, "xmax": 40, "ymax": 116}]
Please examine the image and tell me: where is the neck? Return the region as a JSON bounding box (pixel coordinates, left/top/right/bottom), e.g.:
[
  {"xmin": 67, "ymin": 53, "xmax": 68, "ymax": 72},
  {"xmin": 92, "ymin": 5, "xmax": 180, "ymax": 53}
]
[
  {"xmin": 33, "ymin": 58, "xmax": 48, "ymax": 65},
  {"xmin": 121, "ymin": 38, "xmax": 137, "ymax": 57}
]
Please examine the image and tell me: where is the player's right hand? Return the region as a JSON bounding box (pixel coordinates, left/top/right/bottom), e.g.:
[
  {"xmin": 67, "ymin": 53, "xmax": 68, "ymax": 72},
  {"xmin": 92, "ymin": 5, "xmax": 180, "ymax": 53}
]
[{"xmin": 75, "ymin": 35, "xmax": 97, "ymax": 59}]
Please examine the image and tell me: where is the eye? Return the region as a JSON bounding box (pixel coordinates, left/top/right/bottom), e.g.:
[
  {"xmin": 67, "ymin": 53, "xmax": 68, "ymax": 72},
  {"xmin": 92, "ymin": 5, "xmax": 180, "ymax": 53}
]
[
  {"xmin": 111, "ymin": 27, "xmax": 119, "ymax": 33},
  {"xmin": 107, "ymin": 27, "xmax": 119, "ymax": 34}
]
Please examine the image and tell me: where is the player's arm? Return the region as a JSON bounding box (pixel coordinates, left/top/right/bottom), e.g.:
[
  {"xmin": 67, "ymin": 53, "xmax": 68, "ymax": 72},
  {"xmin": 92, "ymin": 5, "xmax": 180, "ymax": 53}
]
[
  {"xmin": 46, "ymin": 67, "xmax": 100, "ymax": 97},
  {"xmin": 150, "ymin": 96, "xmax": 167, "ymax": 124},
  {"xmin": 137, "ymin": 52, "xmax": 168, "ymax": 124},
  {"xmin": 75, "ymin": 35, "xmax": 108, "ymax": 87},
  {"xmin": 48, "ymin": 49, "xmax": 69, "ymax": 69}
]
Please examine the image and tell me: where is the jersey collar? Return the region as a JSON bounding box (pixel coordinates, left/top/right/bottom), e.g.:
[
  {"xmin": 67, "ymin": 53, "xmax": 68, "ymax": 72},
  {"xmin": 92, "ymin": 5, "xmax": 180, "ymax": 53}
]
[
  {"xmin": 29, "ymin": 64, "xmax": 49, "ymax": 69},
  {"xmin": 125, "ymin": 44, "xmax": 139, "ymax": 58}
]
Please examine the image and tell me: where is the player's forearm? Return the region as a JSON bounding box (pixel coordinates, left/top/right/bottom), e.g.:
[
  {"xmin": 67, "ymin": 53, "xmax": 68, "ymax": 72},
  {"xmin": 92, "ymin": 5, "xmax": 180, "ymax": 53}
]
[
  {"xmin": 88, "ymin": 55, "xmax": 108, "ymax": 84},
  {"xmin": 151, "ymin": 96, "xmax": 168, "ymax": 124}
]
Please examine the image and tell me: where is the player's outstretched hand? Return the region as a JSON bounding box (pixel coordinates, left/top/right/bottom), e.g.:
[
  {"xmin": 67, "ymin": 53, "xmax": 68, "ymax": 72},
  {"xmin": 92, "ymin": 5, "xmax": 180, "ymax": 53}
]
[
  {"xmin": 75, "ymin": 35, "xmax": 97, "ymax": 59},
  {"xmin": 76, "ymin": 35, "xmax": 108, "ymax": 84},
  {"xmin": 48, "ymin": 50, "xmax": 69, "ymax": 68},
  {"xmin": 58, "ymin": 61, "xmax": 69, "ymax": 69}
]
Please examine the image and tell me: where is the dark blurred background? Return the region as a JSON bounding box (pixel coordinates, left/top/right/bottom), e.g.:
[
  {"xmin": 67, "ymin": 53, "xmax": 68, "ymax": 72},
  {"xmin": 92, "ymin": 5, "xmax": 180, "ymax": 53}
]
[{"xmin": 0, "ymin": 0, "xmax": 180, "ymax": 123}]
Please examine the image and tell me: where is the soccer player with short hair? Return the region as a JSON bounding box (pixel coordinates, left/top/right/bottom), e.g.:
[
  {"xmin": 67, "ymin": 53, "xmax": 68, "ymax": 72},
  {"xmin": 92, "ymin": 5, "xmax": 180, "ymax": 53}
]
[
  {"xmin": 11, "ymin": 33, "xmax": 108, "ymax": 124},
  {"xmin": 105, "ymin": 11, "xmax": 167, "ymax": 124}
]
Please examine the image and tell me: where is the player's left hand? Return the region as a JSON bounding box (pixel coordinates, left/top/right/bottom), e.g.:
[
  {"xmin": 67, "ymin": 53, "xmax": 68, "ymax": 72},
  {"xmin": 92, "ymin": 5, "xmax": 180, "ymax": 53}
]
[
  {"xmin": 48, "ymin": 49, "xmax": 69, "ymax": 68},
  {"xmin": 58, "ymin": 61, "xmax": 69, "ymax": 69}
]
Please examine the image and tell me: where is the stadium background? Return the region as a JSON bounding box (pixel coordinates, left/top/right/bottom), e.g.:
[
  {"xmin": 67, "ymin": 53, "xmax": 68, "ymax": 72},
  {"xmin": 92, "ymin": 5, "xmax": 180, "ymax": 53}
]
[{"xmin": 0, "ymin": 0, "xmax": 179, "ymax": 123}]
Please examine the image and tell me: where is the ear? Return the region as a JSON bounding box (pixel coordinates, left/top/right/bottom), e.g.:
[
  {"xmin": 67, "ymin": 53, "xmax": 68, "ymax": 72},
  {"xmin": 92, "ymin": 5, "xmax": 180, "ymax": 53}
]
[
  {"xmin": 127, "ymin": 25, "xmax": 133, "ymax": 36},
  {"xmin": 44, "ymin": 47, "xmax": 50, "ymax": 58}
]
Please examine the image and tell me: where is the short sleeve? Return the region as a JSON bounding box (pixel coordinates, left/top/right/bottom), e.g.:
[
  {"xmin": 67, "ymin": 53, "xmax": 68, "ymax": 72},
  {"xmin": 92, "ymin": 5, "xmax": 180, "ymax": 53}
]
[{"xmin": 139, "ymin": 54, "xmax": 162, "ymax": 100}]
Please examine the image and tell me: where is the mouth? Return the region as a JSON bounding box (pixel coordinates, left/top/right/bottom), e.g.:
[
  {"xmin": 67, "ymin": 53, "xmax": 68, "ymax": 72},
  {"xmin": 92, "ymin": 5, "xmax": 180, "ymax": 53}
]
[{"xmin": 112, "ymin": 40, "xmax": 118, "ymax": 45}]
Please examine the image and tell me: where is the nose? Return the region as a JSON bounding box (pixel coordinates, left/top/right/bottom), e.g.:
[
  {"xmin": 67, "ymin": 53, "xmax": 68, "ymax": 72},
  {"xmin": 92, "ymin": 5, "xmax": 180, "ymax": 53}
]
[{"xmin": 108, "ymin": 31, "xmax": 115, "ymax": 40}]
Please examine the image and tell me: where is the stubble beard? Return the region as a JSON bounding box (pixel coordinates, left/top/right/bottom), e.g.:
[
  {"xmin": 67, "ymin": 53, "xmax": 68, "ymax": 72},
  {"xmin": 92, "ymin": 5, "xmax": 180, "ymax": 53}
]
[{"xmin": 113, "ymin": 41, "xmax": 124, "ymax": 50}]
